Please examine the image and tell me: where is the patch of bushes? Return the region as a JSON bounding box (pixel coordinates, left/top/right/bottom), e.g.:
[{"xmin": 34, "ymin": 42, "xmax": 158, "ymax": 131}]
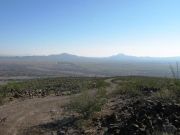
[
  {"xmin": 112, "ymin": 80, "xmax": 143, "ymax": 97},
  {"xmin": 0, "ymin": 95, "xmax": 4, "ymax": 105},
  {"xmin": 0, "ymin": 85, "xmax": 8, "ymax": 105},
  {"xmin": 112, "ymin": 76, "xmax": 180, "ymax": 100},
  {"xmin": 153, "ymin": 79, "xmax": 180, "ymax": 102},
  {"xmin": 153, "ymin": 89, "xmax": 175, "ymax": 101},
  {"xmin": 95, "ymin": 79, "xmax": 110, "ymax": 88},
  {"xmin": 69, "ymin": 88, "xmax": 107, "ymax": 119},
  {"xmin": 0, "ymin": 77, "xmax": 107, "ymax": 102}
]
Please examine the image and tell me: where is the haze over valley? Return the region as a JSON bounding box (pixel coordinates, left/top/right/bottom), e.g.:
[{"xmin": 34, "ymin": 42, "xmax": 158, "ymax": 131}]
[{"xmin": 0, "ymin": 53, "xmax": 179, "ymax": 79}]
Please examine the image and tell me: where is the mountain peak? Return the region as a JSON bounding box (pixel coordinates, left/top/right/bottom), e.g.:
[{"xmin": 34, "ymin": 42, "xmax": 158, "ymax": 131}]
[
  {"xmin": 110, "ymin": 53, "xmax": 132, "ymax": 58},
  {"xmin": 114, "ymin": 53, "xmax": 127, "ymax": 56},
  {"xmin": 118, "ymin": 53, "xmax": 126, "ymax": 55},
  {"xmin": 60, "ymin": 53, "xmax": 73, "ymax": 56}
]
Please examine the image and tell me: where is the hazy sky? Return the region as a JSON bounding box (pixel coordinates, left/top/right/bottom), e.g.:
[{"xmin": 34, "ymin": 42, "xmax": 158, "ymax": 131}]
[{"xmin": 0, "ymin": 0, "xmax": 180, "ymax": 57}]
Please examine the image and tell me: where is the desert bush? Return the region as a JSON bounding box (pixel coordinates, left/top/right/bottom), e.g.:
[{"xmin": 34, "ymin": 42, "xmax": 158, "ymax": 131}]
[
  {"xmin": 170, "ymin": 62, "xmax": 179, "ymax": 79},
  {"xmin": 95, "ymin": 79, "xmax": 110, "ymax": 88},
  {"xmin": 112, "ymin": 76, "xmax": 180, "ymax": 99},
  {"xmin": 69, "ymin": 88, "xmax": 107, "ymax": 119},
  {"xmin": 0, "ymin": 77, "xmax": 104, "ymax": 100},
  {"xmin": 0, "ymin": 85, "xmax": 8, "ymax": 105},
  {"xmin": 0, "ymin": 95, "xmax": 4, "ymax": 105},
  {"xmin": 166, "ymin": 63, "xmax": 180, "ymax": 101},
  {"xmin": 153, "ymin": 89, "xmax": 175, "ymax": 101},
  {"xmin": 112, "ymin": 81, "xmax": 143, "ymax": 97}
]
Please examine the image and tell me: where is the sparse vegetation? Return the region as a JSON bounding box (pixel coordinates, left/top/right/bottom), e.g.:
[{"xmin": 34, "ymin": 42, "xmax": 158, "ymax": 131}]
[
  {"xmin": 69, "ymin": 88, "xmax": 107, "ymax": 119},
  {"xmin": 0, "ymin": 95, "xmax": 4, "ymax": 105},
  {"xmin": 153, "ymin": 88, "xmax": 175, "ymax": 101},
  {"xmin": 1, "ymin": 76, "xmax": 180, "ymax": 135},
  {"xmin": 0, "ymin": 77, "xmax": 107, "ymax": 105},
  {"xmin": 170, "ymin": 62, "xmax": 180, "ymax": 80},
  {"xmin": 111, "ymin": 76, "xmax": 180, "ymax": 103}
]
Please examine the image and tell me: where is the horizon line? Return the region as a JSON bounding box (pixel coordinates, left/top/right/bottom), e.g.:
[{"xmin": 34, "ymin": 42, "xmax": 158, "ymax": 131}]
[{"xmin": 0, "ymin": 53, "xmax": 180, "ymax": 58}]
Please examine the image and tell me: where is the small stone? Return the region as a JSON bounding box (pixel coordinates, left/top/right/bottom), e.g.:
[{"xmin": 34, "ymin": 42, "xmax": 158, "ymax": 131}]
[{"xmin": 57, "ymin": 130, "xmax": 66, "ymax": 135}]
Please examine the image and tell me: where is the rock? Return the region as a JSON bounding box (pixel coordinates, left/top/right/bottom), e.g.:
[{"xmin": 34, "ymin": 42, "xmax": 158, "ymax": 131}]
[
  {"xmin": 57, "ymin": 130, "xmax": 66, "ymax": 135},
  {"xmin": 163, "ymin": 123, "xmax": 177, "ymax": 133},
  {"xmin": 96, "ymin": 98, "xmax": 180, "ymax": 135}
]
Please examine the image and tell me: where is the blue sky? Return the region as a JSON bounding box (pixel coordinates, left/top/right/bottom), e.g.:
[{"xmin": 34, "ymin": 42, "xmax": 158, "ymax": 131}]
[{"xmin": 0, "ymin": 0, "xmax": 180, "ymax": 57}]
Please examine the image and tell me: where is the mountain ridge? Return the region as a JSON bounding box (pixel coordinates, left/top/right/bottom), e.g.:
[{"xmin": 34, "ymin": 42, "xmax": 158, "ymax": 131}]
[
  {"xmin": 1, "ymin": 53, "xmax": 180, "ymax": 58},
  {"xmin": 0, "ymin": 53, "xmax": 179, "ymax": 77},
  {"xmin": 0, "ymin": 53, "xmax": 180, "ymax": 62}
]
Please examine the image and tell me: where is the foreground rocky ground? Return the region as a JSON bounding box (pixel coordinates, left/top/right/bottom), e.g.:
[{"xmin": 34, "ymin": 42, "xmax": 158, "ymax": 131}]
[
  {"xmin": 96, "ymin": 97, "xmax": 180, "ymax": 135},
  {"xmin": 22, "ymin": 78, "xmax": 180, "ymax": 135},
  {"xmin": 1, "ymin": 77, "xmax": 180, "ymax": 135},
  {"xmin": 21, "ymin": 96, "xmax": 180, "ymax": 135}
]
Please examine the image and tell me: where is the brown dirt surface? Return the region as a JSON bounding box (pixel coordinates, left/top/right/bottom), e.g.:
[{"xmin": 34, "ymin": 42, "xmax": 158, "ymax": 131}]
[
  {"xmin": 0, "ymin": 96, "xmax": 70, "ymax": 135},
  {"xmin": 0, "ymin": 78, "xmax": 117, "ymax": 135}
]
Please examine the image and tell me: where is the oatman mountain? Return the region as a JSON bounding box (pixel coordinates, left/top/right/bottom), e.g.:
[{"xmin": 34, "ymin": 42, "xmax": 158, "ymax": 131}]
[{"xmin": 0, "ymin": 53, "xmax": 179, "ymax": 78}]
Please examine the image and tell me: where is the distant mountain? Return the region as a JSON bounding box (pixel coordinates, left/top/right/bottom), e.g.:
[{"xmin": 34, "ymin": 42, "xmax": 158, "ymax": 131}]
[
  {"xmin": 108, "ymin": 53, "xmax": 180, "ymax": 62},
  {"xmin": 0, "ymin": 53, "xmax": 84, "ymax": 62},
  {"xmin": 0, "ymin": 53, "xmax": 180, "ymax": 77},
  {"xmin": 108, "ymin": 53, "xmax": 139, "ymax": 61},
  {"xmin": 0, "ymin": 53, "xmax": 180, "ymax": 62}
]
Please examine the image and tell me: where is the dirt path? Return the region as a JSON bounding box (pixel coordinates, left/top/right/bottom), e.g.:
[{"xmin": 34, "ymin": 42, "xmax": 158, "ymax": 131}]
[
  {"xmin": 0, "ymin": 78, "xmax": 117, "ymax": 135},
  {"xmin": 105, "ymin": 78, "xmax": 118, "ymax": 94},
  {"xmin": 0, "ymin": 96, "xmax": 70, "ymax": 135}
]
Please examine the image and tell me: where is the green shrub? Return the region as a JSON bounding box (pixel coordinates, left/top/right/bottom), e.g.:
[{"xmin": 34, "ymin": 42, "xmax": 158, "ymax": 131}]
[
  {"xmin": 153, "ymin": 89, "xmax": 175, "ymax": 101},
  {"xmin": 0, "ymin": 85, "xmax": 8, "ymax": 105},
  {"xmin": 112, "ymin": 81, "xmax": 142, "ymax": 97},
  {"xmin": 0, "ymin": 95, "xmax": 4, "ymax": 105},
  {"xmin": 169, "ymin": 62, "xmax": 179, "ymax": 79},
  {"xmin": 69, "ymin": 88, "xmax": 107, "ymax": 119},
  {"xmin": 95, "ymin": 79, "xmax": 110, "ymax": 88}
]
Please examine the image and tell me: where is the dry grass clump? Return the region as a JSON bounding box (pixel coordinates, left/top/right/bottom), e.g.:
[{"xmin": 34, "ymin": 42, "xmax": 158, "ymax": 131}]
[{"xmin": 69, "ymin": 88, "xmax": 107, "ymax": 119}]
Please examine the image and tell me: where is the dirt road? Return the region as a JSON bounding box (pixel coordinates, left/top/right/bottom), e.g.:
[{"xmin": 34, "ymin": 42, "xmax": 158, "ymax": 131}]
[
  {"xmin": 105, "ymin": 78, "xmax": 118, "ymax": 94},
  {"xmin": 0, "ymin": 78, "xmax": 117, "ymax": 135}
]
